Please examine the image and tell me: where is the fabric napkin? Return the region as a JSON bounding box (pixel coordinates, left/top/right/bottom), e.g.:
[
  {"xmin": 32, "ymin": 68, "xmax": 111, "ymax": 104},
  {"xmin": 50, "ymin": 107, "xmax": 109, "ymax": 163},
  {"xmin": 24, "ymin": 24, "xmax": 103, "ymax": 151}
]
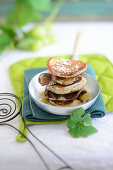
[
  {"xmin": 23, "ymin": 67, "xmax": 68, "ymax": 122},
  {"xmin": 23, "ymin": 66, "xmax": 106, "ymax": 122}
]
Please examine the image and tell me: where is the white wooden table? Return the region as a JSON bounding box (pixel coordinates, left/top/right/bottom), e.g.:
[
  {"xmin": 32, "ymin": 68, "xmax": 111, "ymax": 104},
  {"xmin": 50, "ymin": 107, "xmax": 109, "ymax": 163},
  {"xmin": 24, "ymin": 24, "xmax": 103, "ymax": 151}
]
[{"xmin": 0, "ymin": 22, "xmax": 113, "ymax": 170}]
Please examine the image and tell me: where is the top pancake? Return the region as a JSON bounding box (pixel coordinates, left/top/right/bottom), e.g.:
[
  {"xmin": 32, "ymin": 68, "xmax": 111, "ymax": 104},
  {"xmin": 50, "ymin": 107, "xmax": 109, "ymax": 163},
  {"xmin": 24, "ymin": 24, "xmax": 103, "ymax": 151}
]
[{"xmin": 47, "ymin": 58, "xmax": 87, "ymax": 78}]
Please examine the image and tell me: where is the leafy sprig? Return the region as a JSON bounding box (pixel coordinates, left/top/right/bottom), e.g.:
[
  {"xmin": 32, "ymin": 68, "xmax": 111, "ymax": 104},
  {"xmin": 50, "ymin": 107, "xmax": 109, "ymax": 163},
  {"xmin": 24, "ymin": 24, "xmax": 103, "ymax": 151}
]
[{"xmin": 67, "ymin": 108, "xmax": 98, "ymax": 138}]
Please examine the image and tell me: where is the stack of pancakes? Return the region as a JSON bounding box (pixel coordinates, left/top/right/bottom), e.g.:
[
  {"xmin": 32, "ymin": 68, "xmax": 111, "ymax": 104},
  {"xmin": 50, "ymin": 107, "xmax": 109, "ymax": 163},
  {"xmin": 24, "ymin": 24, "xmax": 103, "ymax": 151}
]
[{"xmin": 39, "ymin": 58, "xmax": 90, "ymax": 106}]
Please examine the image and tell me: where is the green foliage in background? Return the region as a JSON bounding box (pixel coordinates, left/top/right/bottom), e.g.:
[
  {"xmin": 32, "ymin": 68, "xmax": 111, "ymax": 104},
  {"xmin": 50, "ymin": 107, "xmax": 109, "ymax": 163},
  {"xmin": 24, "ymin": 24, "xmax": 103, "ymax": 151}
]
[
  {"xmin": 7, "ymin": 0, "xmax": 51, "ymax": 27},
  {"xmin": 0, "ymin": 24, "xmax": 16, "ymax": 53},
  {"xmin": 0, "ymin": 32, "xmax": 14, "ymax": 53},
  {"xmin": 17, "ymin": 24, "xmax": 56, "ymax": 51},
  {"xmin": 0, "ymin": 0, "xmax": 64, "ymax": 53}
]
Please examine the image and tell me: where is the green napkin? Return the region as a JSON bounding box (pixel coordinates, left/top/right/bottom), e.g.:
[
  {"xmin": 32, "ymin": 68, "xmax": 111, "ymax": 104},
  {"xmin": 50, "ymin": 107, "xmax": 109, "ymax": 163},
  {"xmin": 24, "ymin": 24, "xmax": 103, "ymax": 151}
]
[
  {"xmin": 9, "ymin": 54, "xmax": 113, "ymax": 142},
  {"xmin": 23, "ymin": 67, "xmax": 68, "ymax": 122},
  {"xmin": 23, "ymin": 66, "xmax": 105, "ymax": 121}
]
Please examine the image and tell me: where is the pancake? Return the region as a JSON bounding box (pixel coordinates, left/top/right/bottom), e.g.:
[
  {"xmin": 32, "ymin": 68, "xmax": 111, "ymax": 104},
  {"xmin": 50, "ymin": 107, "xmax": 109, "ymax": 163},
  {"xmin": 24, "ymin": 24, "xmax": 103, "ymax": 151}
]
[
  {"xmin": 46, "ymin": 76, "xmax": 87, "ymax": 94},
  {"xmin": 39, "ymin": 73, "xmax": 77, "ymax": 86},
  {"xmin": 50, "ymin": 75, "xmax": 76, "ymax": 85},
  {"xmin": 49, "ymin": 99, "xmax": 82, "ymax": 107},
  {"xmin": 47, "ymin": 58, "xmax": 87, "ymax": 78},
  {"xmin": 45, "ymin": 89, "xmax": 82, "ymax": 101}
]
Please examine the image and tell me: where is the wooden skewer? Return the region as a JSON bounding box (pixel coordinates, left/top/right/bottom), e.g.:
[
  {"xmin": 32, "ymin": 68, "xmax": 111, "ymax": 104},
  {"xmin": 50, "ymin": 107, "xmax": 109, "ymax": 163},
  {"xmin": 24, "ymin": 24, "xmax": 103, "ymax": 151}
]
[{"xmin": 70, "ymin": 31, "xmax": 82, "ymax": 60}]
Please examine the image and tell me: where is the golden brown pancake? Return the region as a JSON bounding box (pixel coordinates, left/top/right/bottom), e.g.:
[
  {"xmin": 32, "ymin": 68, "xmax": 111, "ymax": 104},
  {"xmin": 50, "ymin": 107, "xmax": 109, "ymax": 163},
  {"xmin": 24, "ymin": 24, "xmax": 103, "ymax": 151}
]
[
  {"xmin": 50, "ymin": 75, "xmax": 76, "ymax": 85},
  {"xmin": 39, "ymin": 72, "xmax": 82, "ymax": 86},
  {"xmin": 45, "ymin": 89, "xmax": 82, "ymax": 101},
  {"xmin": 49, "ymin": 99, "xmax": 82, "ymax": 107},
  {"xmin": 46, "ymin": 76, "xmax": 87, "ymax": 94},
  {"xmin": 47, "ymin": 58, "xmax": 87, "ymax": 78},
  {"xmin": 38, "ymin": 73, "xmax": 76, "ymax": 86}
]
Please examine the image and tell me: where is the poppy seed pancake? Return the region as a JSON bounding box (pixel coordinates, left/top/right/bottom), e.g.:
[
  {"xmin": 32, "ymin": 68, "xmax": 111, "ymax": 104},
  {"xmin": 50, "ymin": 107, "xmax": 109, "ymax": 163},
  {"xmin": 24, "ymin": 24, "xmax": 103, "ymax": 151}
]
[
  {"xmin": 46, "ymin": 76, "xmax": 87, "ymax": 94},
  {"xmin": 47, "ymin": 58, "xmax": 87, "ymax": 78}
]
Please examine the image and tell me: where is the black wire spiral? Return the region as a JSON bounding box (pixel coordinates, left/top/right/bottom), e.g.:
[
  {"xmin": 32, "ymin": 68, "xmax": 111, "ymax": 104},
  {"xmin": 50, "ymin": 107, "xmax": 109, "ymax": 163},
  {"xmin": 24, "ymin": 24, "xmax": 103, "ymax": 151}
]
[
  {"xmin": 0, "ymin": 93, "xmax": 21, "ymax": 123},
  {"xmin": 0, "ymin": 93, "xmax": 74, "ymax": 170}
]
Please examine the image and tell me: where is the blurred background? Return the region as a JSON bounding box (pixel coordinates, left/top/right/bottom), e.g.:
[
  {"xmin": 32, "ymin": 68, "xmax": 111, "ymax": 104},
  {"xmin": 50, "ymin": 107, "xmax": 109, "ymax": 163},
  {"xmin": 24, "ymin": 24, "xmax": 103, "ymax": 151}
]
[
  {"xmin": 0, "ymin": 0, "xmax": 113, "ymax": 23},
  {"xmin": 0, "ymin": 0, "xmax": 113, "ymax": 59}
]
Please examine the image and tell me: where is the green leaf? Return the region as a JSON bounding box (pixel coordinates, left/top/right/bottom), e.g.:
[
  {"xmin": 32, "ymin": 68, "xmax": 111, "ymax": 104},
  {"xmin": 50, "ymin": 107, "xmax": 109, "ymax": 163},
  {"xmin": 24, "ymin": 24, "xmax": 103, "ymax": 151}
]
[
  {"xmin": 0, "ymin": 32, "xmax": 14, "ymax": 53},
  {"xmin": 7, "ymin": 4, "xmax": 42, "ymax": 27},
  {"xmin": 82, "ymin": 113, "xmax": 92, "ymax": 126},
  {"xmin": 67, "ymin": 119, "xmax": 75, "ymax": 129},
  {"xmin": 7, "ymin": 0, "xmax": 51, "ymax": 27},
  {"xmin": 0, "ymin": 24, "xmax": 16, "ymax": 40},
  {"xmin": 67, "ymin": 108, "xmax": 98, "ymax": 138},
  {"xmin": 78, "ymin": 126, "xmax": 98, "ymax": 137},
  {"xmin": 69, "ymin": 127, "xmax": 79, "ymax": 138},
  {"xmin": 70, "ymin": 108, "xmax": 85, "ymax": 124},
  {"xmin": 71, "ymin": 107, "xmax": 85, "ymax": 115}
]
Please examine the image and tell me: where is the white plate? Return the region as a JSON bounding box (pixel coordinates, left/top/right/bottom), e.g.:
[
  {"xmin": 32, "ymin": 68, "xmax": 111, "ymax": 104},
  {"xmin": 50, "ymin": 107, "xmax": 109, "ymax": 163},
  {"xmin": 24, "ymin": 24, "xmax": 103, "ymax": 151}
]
[{"xmin": 29, "ymin": 70, "xmax": 99, "ymax": 115}]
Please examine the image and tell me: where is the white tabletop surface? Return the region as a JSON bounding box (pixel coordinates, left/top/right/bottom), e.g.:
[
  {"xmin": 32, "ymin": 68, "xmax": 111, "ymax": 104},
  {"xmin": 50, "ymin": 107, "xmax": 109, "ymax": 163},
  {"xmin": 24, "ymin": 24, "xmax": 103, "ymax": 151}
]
[{"xmin": 0, "ymin": 22, "xmax": 113, "ymax": 170}]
